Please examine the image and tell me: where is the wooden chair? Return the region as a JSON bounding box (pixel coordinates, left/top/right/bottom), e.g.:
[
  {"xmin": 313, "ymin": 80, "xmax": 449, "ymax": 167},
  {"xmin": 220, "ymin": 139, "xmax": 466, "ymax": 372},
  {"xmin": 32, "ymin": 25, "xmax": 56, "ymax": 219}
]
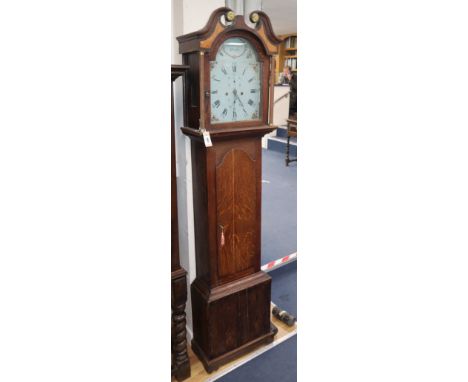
[{"xmin": 285, "ymin": 117, "xmax": 297, "ymax": 166}]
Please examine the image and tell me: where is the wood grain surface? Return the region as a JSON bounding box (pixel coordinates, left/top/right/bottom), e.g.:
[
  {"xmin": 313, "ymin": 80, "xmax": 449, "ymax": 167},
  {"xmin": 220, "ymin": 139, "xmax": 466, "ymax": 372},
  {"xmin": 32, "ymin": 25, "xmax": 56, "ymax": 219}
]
[{"xmin": 171, "ymin": 305, "xmax": 297, "ymax": 382}]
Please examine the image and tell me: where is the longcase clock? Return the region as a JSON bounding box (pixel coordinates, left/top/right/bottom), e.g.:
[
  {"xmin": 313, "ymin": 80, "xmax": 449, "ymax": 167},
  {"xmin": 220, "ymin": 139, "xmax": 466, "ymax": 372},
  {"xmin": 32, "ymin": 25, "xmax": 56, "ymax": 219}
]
[{"xmin": 177, "ymin": 7, "xmax": 282, "ymax": 372}]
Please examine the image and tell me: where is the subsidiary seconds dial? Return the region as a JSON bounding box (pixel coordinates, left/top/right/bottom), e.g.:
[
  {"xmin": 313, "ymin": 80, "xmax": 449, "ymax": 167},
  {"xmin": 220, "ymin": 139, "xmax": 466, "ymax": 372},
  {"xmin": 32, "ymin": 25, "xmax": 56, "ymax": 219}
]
[{"xmin": 210, "ymin": 37, "xmax": 262, "ymax": 123}]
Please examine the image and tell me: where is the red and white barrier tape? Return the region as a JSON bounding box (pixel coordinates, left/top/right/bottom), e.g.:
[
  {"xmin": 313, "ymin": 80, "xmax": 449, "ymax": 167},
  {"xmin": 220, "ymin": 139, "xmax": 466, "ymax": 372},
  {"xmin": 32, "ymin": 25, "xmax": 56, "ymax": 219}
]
[{"xmin": 261, "ymin": 252, "xmax": 297, "ymax": 272}]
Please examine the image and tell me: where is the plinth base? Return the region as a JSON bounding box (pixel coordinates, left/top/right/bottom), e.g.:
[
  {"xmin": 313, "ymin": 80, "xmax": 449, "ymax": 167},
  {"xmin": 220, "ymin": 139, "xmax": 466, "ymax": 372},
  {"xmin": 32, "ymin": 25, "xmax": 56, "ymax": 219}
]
[
  {"xmin": 191, "ymin": 323, "xmax": 277, "ymax": 373},
  {"xmin": 191, "ymin": 272, "xmax": 277, "ymax": 373}
]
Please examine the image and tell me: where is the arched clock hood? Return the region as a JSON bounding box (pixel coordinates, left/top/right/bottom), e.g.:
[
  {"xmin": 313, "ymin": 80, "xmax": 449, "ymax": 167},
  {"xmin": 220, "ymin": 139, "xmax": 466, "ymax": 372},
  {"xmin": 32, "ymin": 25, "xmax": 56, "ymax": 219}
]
[
  {"xmin": 177, "ymin": 7, "xmax": 282, "ymax": 55},
  {"xmin": 177, "ymin": 7, "xmax": 282, "ymax": 137}
]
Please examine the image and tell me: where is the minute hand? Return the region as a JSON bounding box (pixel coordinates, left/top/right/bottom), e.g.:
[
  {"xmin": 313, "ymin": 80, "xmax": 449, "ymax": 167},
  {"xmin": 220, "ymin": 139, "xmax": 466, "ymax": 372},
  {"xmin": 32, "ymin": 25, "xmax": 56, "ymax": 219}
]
[{"xmin": 232, "ymin": 89, "xmax": 247, "ymax": 114}]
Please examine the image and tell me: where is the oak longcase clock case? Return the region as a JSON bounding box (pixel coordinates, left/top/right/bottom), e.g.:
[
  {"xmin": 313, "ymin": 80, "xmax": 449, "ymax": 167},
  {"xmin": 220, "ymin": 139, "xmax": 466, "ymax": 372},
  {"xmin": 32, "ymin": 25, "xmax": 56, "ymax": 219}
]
[{"xmin": 177, "ymin": 8, "xmax": 282, "ymax": 372}]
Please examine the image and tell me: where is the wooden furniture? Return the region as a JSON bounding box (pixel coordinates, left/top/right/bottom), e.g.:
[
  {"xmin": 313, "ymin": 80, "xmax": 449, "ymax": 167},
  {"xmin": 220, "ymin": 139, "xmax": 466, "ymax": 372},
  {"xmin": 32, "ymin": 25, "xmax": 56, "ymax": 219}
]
[
  {"xmin": 276, "ymin": 34, "xmax": 297, "ymax": 82},
  {"xmin": 182, "ymin": 305, "xmax": 297, "ymax": 382},
  {"xmin": 285, "ymin": 117, "xmax": 297, "ymax": 166},
  {"xmin": 171, "ymin": 65, "xmax": 191, "ymax": 381},
  {"xmin": 177, "ymin": 7, "xmax": 282, "ymax": 373}
]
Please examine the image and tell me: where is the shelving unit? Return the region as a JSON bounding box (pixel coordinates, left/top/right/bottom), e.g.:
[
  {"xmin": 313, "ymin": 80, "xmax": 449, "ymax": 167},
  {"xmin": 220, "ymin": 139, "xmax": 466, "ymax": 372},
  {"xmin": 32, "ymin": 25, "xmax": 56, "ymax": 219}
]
[{"xmin": 276, "ymin": 34, "xmax": 297, "ymax": 82}]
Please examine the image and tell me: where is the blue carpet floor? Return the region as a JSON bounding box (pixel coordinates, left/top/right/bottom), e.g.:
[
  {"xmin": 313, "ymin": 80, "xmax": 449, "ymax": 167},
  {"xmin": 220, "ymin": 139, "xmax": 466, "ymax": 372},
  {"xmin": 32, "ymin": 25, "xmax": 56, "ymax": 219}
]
[
  {"xmin": 217, "ymin": 335, "xmax": 297, "ymax": 382},
  {"xmin": 261, "ymin": 148, "xmax": 297, "ymax": 265}
]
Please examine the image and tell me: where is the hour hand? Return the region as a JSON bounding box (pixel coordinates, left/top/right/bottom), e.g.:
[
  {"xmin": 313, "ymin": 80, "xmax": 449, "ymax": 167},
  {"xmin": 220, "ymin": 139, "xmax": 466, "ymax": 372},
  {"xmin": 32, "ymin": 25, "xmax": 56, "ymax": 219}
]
[
  {"xmin": 232, "ymin": 90, "xmax": 247, "ymax": 113},
  {"xmin": 232, "ymin": 89, "xmax": 244, "ymax": 105}
]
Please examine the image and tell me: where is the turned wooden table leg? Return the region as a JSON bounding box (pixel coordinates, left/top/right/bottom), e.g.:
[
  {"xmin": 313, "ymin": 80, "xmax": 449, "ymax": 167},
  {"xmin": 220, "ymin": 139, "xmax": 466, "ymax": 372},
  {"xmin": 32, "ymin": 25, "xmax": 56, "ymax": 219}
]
[
  {"xmin": 172, "ymin": 303, "xmax": 190, "ymax": 380},
  {"xmin": 171, "ymin": 271, "xmax": 190, "ymax": 381}
]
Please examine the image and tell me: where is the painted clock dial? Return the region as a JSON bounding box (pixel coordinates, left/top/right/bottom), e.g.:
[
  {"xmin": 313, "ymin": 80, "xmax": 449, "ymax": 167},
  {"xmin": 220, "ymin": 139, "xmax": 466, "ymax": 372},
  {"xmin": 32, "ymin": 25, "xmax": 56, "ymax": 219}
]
[{"xmin": 210, "ymin": 37, "xmax": 262, "ymax": 123}]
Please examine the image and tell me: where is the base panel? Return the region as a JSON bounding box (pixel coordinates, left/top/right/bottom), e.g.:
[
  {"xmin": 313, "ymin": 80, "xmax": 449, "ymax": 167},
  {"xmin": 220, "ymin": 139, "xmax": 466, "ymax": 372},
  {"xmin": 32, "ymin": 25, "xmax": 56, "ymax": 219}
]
[
  {"xmin": 191, "ymin": 323, "xmax": 277, "ymax": 373},
  {"xmin": 191, "ymin": 272, "xmax": 277, "ymax": 373}
]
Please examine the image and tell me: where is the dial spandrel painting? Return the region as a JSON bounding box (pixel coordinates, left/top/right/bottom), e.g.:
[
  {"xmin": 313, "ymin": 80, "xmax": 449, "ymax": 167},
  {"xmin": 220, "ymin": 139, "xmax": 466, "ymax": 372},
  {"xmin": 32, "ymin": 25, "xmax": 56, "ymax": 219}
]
[{"xmin": 210, "ymin": 37, "xmax": 262, "ymax": 123}]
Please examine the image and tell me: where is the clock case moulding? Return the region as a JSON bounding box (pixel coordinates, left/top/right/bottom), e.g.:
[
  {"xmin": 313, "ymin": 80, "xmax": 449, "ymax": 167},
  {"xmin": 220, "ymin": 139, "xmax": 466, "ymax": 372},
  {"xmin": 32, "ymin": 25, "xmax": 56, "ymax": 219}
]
[{"xmin": 176, "ymin": 8, "xmax": 282, "ymax": 373}]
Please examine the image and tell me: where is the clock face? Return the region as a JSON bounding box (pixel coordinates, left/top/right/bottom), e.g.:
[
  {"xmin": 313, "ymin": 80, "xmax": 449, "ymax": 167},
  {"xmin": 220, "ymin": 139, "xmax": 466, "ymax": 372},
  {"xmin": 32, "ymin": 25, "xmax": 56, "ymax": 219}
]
[{"xmin": 210, "ymin": 37, "xmax": 262, "ymax": 124}]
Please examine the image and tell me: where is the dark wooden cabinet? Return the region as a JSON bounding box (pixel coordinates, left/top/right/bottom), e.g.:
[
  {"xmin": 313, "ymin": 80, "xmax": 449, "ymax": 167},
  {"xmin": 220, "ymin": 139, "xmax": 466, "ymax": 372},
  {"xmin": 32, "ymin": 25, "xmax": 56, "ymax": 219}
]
[
  {"xmin": 171, "ymin": 65, "xmax": 191, "ymax": 381},
  {"xmin": 177, "ymin": 8, "xmax": 282, "ymax": 372}
]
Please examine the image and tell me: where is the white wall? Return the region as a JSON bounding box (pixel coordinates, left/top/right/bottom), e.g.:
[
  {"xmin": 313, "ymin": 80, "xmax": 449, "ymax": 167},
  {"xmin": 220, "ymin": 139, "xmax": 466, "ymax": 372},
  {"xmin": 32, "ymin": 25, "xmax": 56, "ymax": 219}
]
[
  {"xmin": 172, "ymin": 0, "xmax": 224, "ymax": 335},
  {"xmin": 182, "ymin": 0, "xmax": 224, "ymax": 34},
  {"xmin": 171, "ymin": 0, "xmax": 183, "ymax": 65}
]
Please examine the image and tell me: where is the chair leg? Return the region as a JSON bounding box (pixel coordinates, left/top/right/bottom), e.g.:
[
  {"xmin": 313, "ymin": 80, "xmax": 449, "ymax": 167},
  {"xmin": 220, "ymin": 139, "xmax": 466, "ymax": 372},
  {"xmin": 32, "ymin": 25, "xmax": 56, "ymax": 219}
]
[{"xmin": 285, "ymin": 135, "xmax": 290, "ymax": 166}]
